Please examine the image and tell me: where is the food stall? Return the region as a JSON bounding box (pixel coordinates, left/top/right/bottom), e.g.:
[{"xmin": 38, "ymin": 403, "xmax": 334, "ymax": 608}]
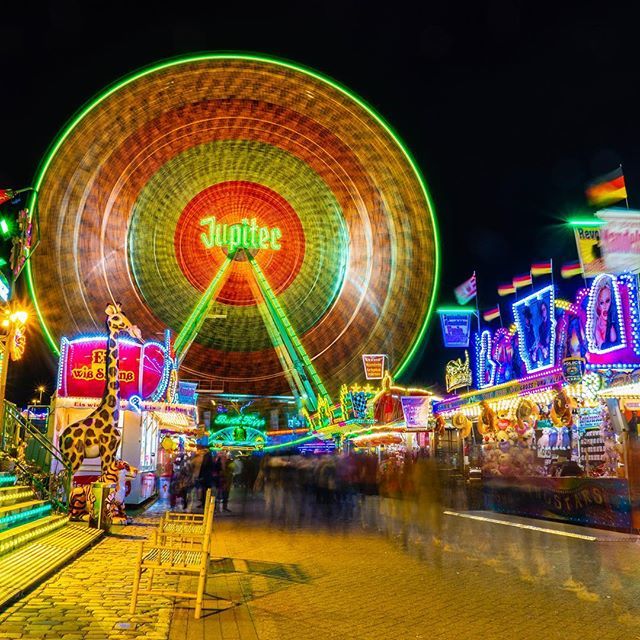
[{"xmin": 433, "ymin": 272, "xmax": 640, "ymax": 532}]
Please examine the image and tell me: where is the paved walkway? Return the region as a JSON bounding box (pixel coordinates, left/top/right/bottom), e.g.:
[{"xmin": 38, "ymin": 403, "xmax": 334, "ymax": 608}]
[{"xmin": 2, "ymin": 498, "xmax": 640, "ymax": 639}]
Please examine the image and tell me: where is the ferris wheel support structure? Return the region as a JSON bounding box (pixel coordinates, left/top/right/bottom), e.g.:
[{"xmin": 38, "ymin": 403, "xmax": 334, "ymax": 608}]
[{"xmin": 173, "ymin": 248, "xmax": 332, "ymax": 414}]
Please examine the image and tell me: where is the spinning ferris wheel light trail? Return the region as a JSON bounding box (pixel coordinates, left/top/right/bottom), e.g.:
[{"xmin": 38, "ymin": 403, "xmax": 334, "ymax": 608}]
[{"xmin": 25, "ymin": 54, "xmax": 439, "ymax": 405}]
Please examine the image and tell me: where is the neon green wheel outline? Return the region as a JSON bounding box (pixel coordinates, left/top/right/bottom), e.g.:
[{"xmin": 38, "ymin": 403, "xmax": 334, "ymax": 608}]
[{"xmin": 26, "ymin": 52, "xmax": 440, "ymax": 380}]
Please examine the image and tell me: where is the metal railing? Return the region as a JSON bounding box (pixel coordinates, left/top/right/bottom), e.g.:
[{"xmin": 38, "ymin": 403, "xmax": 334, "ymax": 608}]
[{"xmin": 0, "ymin": 401, "xmax": 71, "ymax": 512}]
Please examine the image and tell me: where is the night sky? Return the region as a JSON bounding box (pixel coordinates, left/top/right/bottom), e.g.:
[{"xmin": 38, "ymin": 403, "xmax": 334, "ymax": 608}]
[{"xmin": 0, "ymin": 1, "xmax": 637, "ymax": 404}]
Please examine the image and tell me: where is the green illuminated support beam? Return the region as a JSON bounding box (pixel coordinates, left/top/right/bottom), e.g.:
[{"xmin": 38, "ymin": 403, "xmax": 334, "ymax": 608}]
[
  {"xmin": 246, "ymin": 271, "xmax": 306, "ymax": 404},
  {"xmin": 246, "ymin": 251, "xmax": 332, "ymax": 413},
  {"xmin": 173, "ymin": 253, "xmax": 235, "ymax": 362}
]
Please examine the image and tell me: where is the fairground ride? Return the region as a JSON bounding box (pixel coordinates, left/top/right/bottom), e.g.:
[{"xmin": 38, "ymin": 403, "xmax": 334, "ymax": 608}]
[{"xmin": 25, "ymin": 54, "xmax": 439, "ymax": 440}]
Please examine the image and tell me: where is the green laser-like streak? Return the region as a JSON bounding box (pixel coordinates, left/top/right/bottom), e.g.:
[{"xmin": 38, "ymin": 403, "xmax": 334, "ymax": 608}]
[
  {"xmin": 247, "ymin": 252, "xmax": 332, "ymax": 408},
  {"xmin": 174, "ymin": 254, "xmax": 234, "ymax": 361}
]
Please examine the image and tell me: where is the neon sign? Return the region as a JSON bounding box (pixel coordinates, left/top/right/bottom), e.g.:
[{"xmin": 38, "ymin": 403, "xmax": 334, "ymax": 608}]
[
  {"xmin": 58, "ymin": 336, "xmax": 169, "ymax": 401},
  {"xmin": 199, "ymin": 217, "xmax": 282, "ymax": 252},
  {"xmin": 513, "ymin": 285, "xmax": 557, "ymax": 374},
  {"xmin": 586, "ymin": 274, "xmax": 626, "ymax": 355},
  {"xmin": 213, "ymin": 412, "xmax": 266, "ymax": 429}
]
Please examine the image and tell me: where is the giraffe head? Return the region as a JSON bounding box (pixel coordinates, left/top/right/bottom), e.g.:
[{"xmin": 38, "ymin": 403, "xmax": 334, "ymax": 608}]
[{"xmin": 105, "ymin": 302, "xmax": 143, "ymax": 342}]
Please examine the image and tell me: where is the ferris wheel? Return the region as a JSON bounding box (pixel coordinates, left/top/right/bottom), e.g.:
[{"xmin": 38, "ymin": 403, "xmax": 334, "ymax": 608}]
[{"xmin": 27, "ymin": 54, "xmax": 439, "ymax": 406}]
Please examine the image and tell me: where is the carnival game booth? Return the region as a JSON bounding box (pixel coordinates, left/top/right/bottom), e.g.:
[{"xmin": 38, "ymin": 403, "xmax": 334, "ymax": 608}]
[
  {"xmin": 50, "ymin": 335, "xmax": 197, "ymax": 505},
  {"xmin": 434, "ymin": 273, "xmax": 640, "ymax": 532}
]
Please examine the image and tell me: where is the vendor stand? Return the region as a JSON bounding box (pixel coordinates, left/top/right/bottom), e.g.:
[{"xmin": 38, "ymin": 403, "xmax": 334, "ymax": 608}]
[
  {"xmin": 433, "ymin": 272, "xmax": 640, "ymax": 532},
  {"xmin": 50, "ymin": 334, "xmax": 198, "ymax": 505}
]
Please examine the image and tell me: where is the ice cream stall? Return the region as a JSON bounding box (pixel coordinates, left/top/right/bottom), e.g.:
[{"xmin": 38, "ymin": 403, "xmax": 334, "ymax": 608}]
[{"xmin": 50, "ymin": 334, "xmax": 197, "ymax": 505}]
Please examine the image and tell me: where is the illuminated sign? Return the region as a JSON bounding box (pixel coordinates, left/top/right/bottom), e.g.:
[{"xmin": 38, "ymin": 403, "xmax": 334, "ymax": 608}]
[
  {"xmin": 586, "ymin": 274, "xmax": 626, "ymax": 355},
  {"xmin": 362, "ymin": 354, "xmax": 386, "ymax": 380},
  {"xmin": 58, "ymin": 336, "xmax": 169, "ymax": 401},
  {"xmin": 445, "ymin": 351, "xmax": 472, "ymax": 392},
  {"xmin": 598, "ymin": 210, "xmax": 640, "ymax": 274},
  {"xmin": 439, "ymin": 312, "xmax": 472, "ymax": 348},
  {"xmin": 513, "ymin": 285, "xmax": 557, "ymax": 374},
  {"xmin": 401, "ymin": 396, "xmax": 432, "ymax": 431},
  {"xmin": 199, "ymin": 217, "xmax": 282, "ymax": 252},
  {"xmin": 213, "ymin": 412, "xmax": 266, "ymax": 429},
  {"xmin": 573, "ymin": 224, "xmax": 605, "ymax": 277}
]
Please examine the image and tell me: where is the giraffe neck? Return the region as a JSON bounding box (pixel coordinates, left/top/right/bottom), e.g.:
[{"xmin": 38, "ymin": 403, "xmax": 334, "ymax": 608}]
[{"xmin": 103, "ymin": 323, "xmax": 120, "ymax": 422}]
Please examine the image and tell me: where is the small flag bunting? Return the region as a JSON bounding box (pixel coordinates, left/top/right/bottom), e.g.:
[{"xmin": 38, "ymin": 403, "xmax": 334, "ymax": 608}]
[
  {"xmin": 454, "ymin": 273, "xmax": 477, "ymax": 305},
  {"xmin": 498, "ymin": 282, "xmax": 516, "ymax": 297},
  {"xmin": 531, "ymin": 261, "xmax": 552, "ymax": 276},
  {"xmin": 561, "ymin": 261, "xmax": 583, "ymax": 279},
  {"xmin": 483, "ymin": 306, "xmax": 500, "ymax": 322},
  {"xmin": 586, "ymin": 166, "xmax": 627, "ymax": 208},
  {"xmin": 513, "ymin": 273, "xmax": 533, "ymax": 289}
]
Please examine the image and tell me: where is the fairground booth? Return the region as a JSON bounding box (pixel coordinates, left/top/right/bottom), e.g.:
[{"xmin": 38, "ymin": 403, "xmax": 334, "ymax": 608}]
[
  {"xmin": 49, "ymin": 333, "xmax": 198, "ymax": 505},
  {"xmin": 434, "ymin": 270, "xmax": 640, "ymax": 532}
]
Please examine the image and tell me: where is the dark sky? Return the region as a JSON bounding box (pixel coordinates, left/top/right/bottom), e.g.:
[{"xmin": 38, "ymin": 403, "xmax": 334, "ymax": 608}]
[{"xmin": 0, "ymin": 1, "xmax": 637, "ymax": 403}]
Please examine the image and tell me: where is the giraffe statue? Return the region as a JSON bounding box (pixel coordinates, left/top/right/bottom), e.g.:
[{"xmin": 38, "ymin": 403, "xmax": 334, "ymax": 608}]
[{"xmin": 59, "ymin": 302, "xmax": 142, "ymax": 481}]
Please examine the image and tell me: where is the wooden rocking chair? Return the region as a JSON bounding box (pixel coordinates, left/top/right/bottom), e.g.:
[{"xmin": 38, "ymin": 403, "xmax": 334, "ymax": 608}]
[{"xmin": 130, "ymin": 494, "xmax": 216, "ymax": 619}]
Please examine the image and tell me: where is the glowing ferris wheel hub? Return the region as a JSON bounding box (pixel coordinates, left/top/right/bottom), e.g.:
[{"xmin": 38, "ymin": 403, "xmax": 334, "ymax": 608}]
[{"xmin": 27, "ymin": 54, "xmax": 440, "ymax": 400}]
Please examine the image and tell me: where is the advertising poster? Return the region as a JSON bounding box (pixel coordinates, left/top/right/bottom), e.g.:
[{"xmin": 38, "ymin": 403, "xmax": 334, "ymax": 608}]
[
  {"xmin": 513, "ymin": 286, "xmax": 556, "ymax": 373},
  {"xmin": 401, "ymin": 396, "xmax": 432, "ymax": 431},
  {"xmin": 573, "ymin": 225, "xmax": 605, "ymax": 277},
  {"xmin": 439, "ymin": 312, "xmax": 472, "ymax": 348},
  {"xmin": 598, "ymin": 210, "xmax": 640, "ymax": 274},
  {"xmin": 586, "ymin": 274, "xmax": 625, "ymax": 354},
  {"xmin": 362, "ymin": 354, "xmax": 386, "ymax": 380}
]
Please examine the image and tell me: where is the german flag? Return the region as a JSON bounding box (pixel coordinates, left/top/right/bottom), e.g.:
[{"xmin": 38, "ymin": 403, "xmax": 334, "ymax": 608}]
[
  {"xmin": 498, "ymin": 283, "xmax": 516, "ymax": 297},
  {"xmin": 586, "ymin": 167, "xmax": 627, "ymax": 207},
  {"xmin": 561, "ymin": 261, "xmax": 583, "ymax": 279},
  {"xmin": 483, "ymin": 306, "xmax": 500, "ymax": 322},
  {"xmin": 531, "ymin": 261, "xmax": 552, "ymax": 276},
  {"xmin": 513, "ymin": 273, "xmax": 533, "ymax": 289}
]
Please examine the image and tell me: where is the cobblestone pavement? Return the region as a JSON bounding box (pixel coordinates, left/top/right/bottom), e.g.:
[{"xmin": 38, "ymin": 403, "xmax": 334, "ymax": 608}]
[{"xmin": 2, "ymin": 499, "xmax": 640, "ymax": 639}]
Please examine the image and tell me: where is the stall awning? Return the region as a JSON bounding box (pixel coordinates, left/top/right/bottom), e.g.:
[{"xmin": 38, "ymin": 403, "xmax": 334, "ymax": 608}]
[{"xmin": 599, "ymin": 382, "xmax": 640, "ymax": 399}]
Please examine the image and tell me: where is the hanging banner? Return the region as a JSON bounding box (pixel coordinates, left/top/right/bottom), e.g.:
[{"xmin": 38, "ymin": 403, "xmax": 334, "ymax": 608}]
[
  {"xmin": 362, "ymin": 354, "xmax": 386, "ymax": 380},
  {"xmin": 597, "ymin": 210, "xmax": 640, "ymax": 274},
  {"xmin": 573, "ymin": 225, "xmax": 605, "ymax": 277},
  {"xmin": 439, "ymin": 312, "xmax": 472, "ymax": 348},
  {"xmin": 401, "ymin": 396, "xmax": 432, "ymax": 431}
]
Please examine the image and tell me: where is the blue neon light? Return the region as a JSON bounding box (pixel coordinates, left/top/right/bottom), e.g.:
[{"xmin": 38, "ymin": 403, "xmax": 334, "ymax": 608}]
[{"xmin": 512, "ymin": 285, "xmax": 557, "ymax": 374}]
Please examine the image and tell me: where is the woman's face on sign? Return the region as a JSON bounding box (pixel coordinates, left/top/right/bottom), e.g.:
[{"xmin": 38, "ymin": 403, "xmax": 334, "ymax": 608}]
[{"xmin": 597, "ymin": 285, "xmax": 612, "ymax": 317}]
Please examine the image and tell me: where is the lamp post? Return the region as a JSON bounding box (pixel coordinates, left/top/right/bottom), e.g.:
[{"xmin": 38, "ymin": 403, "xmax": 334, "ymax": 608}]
[
  {"xmin": 0, "ymin": 305, "xmax": 28, "ymax": 416},
  {"xmin": 36, "ymin": 385, "xmax": 45, "ymax": 404}
]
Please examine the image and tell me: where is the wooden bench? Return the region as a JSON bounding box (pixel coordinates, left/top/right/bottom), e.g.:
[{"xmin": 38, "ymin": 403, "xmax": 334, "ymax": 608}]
[{"xmin": 130, "ymin": 494, "xmax": 216, "ymax": 619}]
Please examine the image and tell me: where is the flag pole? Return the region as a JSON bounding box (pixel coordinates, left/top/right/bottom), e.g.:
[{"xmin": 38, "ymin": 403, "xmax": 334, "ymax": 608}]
[{"xmin": 621, "ymin": 163, "xmax": 630, "ymax": 209}]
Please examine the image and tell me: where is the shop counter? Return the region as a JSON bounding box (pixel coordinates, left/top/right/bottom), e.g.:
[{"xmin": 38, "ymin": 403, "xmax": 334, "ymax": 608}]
[{"xmin": 483, "ymin": 476, "xmax": 631, "ymax": 532}]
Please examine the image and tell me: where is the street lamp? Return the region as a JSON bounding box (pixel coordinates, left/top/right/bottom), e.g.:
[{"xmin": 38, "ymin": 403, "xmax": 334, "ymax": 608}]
[{"xmin": 36, "ymin": 385, "xmax": 45, "ymax": 404}]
